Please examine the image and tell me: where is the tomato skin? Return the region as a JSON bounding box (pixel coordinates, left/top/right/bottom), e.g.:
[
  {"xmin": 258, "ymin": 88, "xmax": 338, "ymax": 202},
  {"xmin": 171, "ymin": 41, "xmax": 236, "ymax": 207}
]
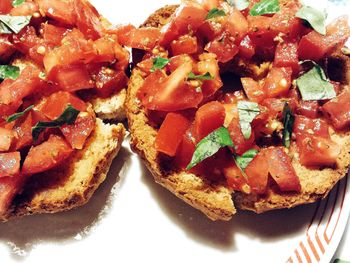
[
  {"xmin": 245, "ymin": 149, "xmax": 269, "ymax": 194},
  {"xmin": 50, "ymin": 64, "xmax": 94, "ymax": 92},
  {"xmin": 119, "ymin": 27, "xmax": 161, "ymax": 51},
  {"xmin": 36, "ymin": 91, "xmax": 87, "ymax": 120},
  {"xmin": 41, "ymin": 23, "xmax": 68, "ymax": 46},
  {"xmin": 171, "ymin": 35, "xmax": 198, "ymax": 56},
  {"xmin": 239, "ymin": 35, "xmax": 255, "ymax": 60},
  {"xmin": 297, "ymin": 101, "xmax": 319, "ymax": 119},
  {"xmin": 205, "ymin": 31, "xmax": 239, "ymax": 63},
  {"xmin": 298, "ymin": 31, "xmax": 327, "ymax": 61},
  {"xmin": 228, "ymin": 114, "xmax": 255, "ymax": 155},
  {"xmin": 0, "ymin": 0, "xmax": 12, "ymax": 14},
  {"xmin": 36, "ymin": 0, "xmax": 76, "ymax": 25},
  {"xmin": 198, "ymin": 20, "xmax": 224, "ymax": 41},
  {"xmin": 61, "ymin": 112, "xmax": 95, "ymax": 150},
  {"xmin": 155, "ymin": 113, "xmax": 191, "ymax": 157},
  {"xmin": 0, "ymin": 128, "xmax": 14, "ymax": 152},
  {"xmin": 193, "ymin": 101, "xmax": 225, "ymax": 141},
  {"xmin": 0, "ymin": 152, "xmax": 21, "ymax": 178},
  {"xmin": 174, "ymin": 129, "xmax": 196, "ymax": 170},
  {"xmin": 264, "ymin": 67, "xmax": 292, "ymax": 98},
  {"xmin": 11, "ymin": 111, "xmax": 34, "ymax": 150},
  {"xmin": 274, "ymin": 41, "xmax": 300, "ymax": 76},
  {"xmin": 168, "ymin": 54, "xmax": 194, "ymax": 73},
  {"xmin": 322, "ymin": 89, "xmax": 350, "ymax": 130},
  {"xmin": 22, "ymin": 135, "xmax": 73, "ymax": 175},
  {"xmin": 241, "ymin": 77, "xmax": 265, "ymax": 103},
  {"xmin": 10, "ymin": 2, "xmax": 39, "ymax": 16},
  {"xmin": 225, "ymin": 9, "xmax": 249, "ymax": 41},
  {"xmin": 95, "ymin": 68, "xmax": 128, "ymax": 98}
]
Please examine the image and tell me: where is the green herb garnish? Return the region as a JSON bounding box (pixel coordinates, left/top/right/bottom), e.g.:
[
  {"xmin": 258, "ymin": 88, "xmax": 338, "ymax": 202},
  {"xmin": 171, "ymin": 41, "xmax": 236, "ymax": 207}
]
[
  {"xmin": 249, "ymin": 0, "xmax": 280, "ymax": 16},
  {"xmin": 282, "ymin": 103, "xmax": 294, "ymax": 148},
  {"xmin": 12, "ymin": 0, "xmax": 25, "ymax": 7},
  {"xmin": 206, "ymin": 8, "xmax": 226, "ymax": 20},
  {"xmin": 188, "ymin": 72, "xmax": 213, "ymax": 81},
  {"xmin": 6, "ymin": 105, "xmax": 34, "ymax": 123},
  {"xmin": 0, "ymin": 15, "xmax": 31, "ymax": 34},
  {"xmin": 150, "ymin": 57, "xmax": 170, "ymax": 72},
  {"xmin": 186, "ymin": 127, "xmax": 234, "ymax": 170},
  {"xmin": 0, "ymin": 65, "xmax": 20, "ymax": 80},
  {"xmin": 296, "ymin": 64, "xmax": 336, "ymax": 101},
  {"xmin": 296, "ymin": 6, "xmax": 327, "ymax": 35},
  {"xmin": 237, "ymin": 101, "xmax": 260, "ymax": 140},
  {"xmin": 32, "ymin": 104, "xmax": 80, "ymax": 141}
]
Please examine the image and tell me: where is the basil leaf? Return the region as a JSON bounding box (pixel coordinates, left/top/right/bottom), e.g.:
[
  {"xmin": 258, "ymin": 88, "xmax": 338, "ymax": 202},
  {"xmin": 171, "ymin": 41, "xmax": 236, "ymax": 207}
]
[
  {"xmin": 150, "ymin": 57, "xmax": 170, "ymax": 72},
  {"xmin": 296, "ymin": 65, "xmax": 336, "ymax": 101},
  {"xmin": 12, "ymin": 0, "xmax": 25, "ymax": 7},
  {"xmin": 226, "ymin": 0, "xmax": 250, "ymax": 11},
  {"xmin": 237, "ymin": 101, "xmax": 260, "ymax": 140},
  {"xmin": 0, "ymin": 65, "xmax": 20, "ymax": 80},
  {"xmin": 187, "ymin": 127, "xmax": 234, "ymax": 170},
  {"xmin": 249, "ymin": 0, "xmax": 280, "ymax": 16},
  {"xmin": 235, "ymin": 149, "xmax": 259, "ymax": 170},
  {"xmin": 206, "ymin": 8, "xmax": 226, "ymax": 20},
  {"xmin": 0, "ymin": 15, "xmax": 31, "ymax": 34},
  {"xmin": 32, "ymin": 104, "xmax": 80, "ymax": 141},
  {"xmin": 6, "ymin": 105, "xmax": 34, "ymax": 123},
  {"xmin": 282, "ymin": 103, "xmax": 294, "ymax": 148},
  {"xmin": 295, "ymin": 6, "xmax": 326, "ymax": 35},
  {"xmin": 188, "ymin": 72, "xmax": 213, "ymax": 80}
]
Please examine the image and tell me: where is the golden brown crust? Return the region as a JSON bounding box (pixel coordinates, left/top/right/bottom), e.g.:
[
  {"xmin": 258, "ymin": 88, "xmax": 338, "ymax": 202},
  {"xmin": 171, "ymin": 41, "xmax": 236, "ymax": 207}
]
[
  {"xmin": 126, "ymin": 5, "xmax": 350, "ymax": 220},
  {"xmin": 1, "ymin": 119, "xmax": 125, "ymax": 222}
]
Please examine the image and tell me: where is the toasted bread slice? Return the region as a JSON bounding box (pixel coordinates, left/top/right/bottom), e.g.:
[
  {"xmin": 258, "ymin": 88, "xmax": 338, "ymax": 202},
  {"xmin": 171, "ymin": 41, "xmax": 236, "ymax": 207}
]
[
  {"xmin": 1, "ymin": 118, "xmax": 125, "ymax": 221},
  {"xmin": 126, "ymin": 5, "xmax": 350, "ymax": 220}
]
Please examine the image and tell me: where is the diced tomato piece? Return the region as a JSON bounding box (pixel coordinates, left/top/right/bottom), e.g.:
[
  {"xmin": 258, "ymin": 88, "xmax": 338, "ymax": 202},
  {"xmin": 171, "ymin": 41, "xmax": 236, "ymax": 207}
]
[
  {"xmin": 174, "ymin": 129, "xmax": 196, "ymax": 170},
  {"xmin": 298, "ymin": 31, "xmax": 328, "ymax": 61},
  {"xmin": 0, "ymin": 35, "xmax": 15, "ymax": 62},
  {"xmin": 245, "ymin": 149, "xmax": 269, "ymax": 194},
  {"xmin": 12, "ymin": 111, "xmax": 35, "ymax": 150},
  {"xmin": 137, "ymin": 58, "xmax": 154, "ymax": 74},
  {"xmin": 241, "ymin": 77, "xmax": 265, "ymax": 103},
  {"xmin": 198, "ymin": 20, "xmax": 224, "ymax": 41},
  {"xmin": 10, "ymin": 1, "xmax": 39, "ymax": 16},
  {"xmin": 60, "ymin": 112, "xmax": 95, "ymax": 149},
  {"xmin": 0, "ymin": 152, "xmax": 21, "ymax": 177},
  {"xmin": 171, "ymin": 35, "xmax": 198, "ymax": 56},
  {"xmin": 294, "ymin": 115, "xmax": 330, "ymax": 138},
  {"xmin": 22, "ymin": 135, "xmax": 73, "ymax": 175},
  {"xmin": 112, "ymin": 24, "xmax": 136, "ymax": 44},
  {"xmin": 205, "ymin": 31, "xmax": 239, "ymax": 63},
  {"xmin": 11, "ymin": 26, "xmax": 41, "ymax": 55},
  {"xmin": 297, "ymin": 101, "xmax": 319, "ymax": 119},
  {"xmin": 0, "ymin": 0, "xmax": 12, "ymax": 14},
  {"xmin": 193, "ymin": 101, "xmax": 225, "ymax": 141},
  {"xmin": 200, "ymin": 0, "xmax": 220, "ymax": 10},
  {"xmin": 93, "ymin": 36, "xmax": 117, "ymax": 63},
  {"xmin": 228, "ymin": 114, "xmax": 255, "ymax": 155},
  {"xmin": 138, "ymin": 62, "xmax": 203, "ymax": 111},
  {"xmin": 168, "ymin": 54, "xmax": 193, "ymax": 73},
  {"xmin": 36, "ymin": 0, "xmax": 76, "ymax": 25},
  {"xmin": 274, "ymin": 41, "xmax": 300, "ymax": 75},
  {"xmin": 222, "ymin": 158, "xmax": 249, "ymax": 192},
  {"xmin": 155, "ymin": 113, "xmax": 191, "ymax": 157},
  {"xmin": 119, "ymin": 27, "xmax": 161, "ymax": 51},
  {"xmin": 41, "ymin": 23, "xmax": 68, "ymax": 46},
  {"xmin": 0, "ymin": 175, "xmax": 24, "ymax": 215},
  {"xmin": 95, "ymin": 68, "xmax": 128, "ymax": 97},
  {"xmin": 36, "ymin": 91, "xmax": 87, "ymax": 120},
  {"xmin": 50, "ymin": 64, "xmax": 94, "ymax": 92},
  {"xmin": 225, "ymin": 9, "xmax": 248, "ymax": 40},
  {"xmin": 239, "ymin": 35, "xmax": 255, "ymax": 59},
  {"xmin": 264, "ymin": 67, "xmax": 292, "ymax": 98},
  {"xmin": 160, "ymin": 4, "xmax": 207, "ymax": 46},
  {"xmin": 325, "ymin": 15, "xmax": 350, "ymax": 52},
  {"xmin": 323, "ymin": 89, "xmax": 350, "ymax": 130},
  {"xmin": 0, "ymin": 128, "xmax": 14, "ymax": 152}
]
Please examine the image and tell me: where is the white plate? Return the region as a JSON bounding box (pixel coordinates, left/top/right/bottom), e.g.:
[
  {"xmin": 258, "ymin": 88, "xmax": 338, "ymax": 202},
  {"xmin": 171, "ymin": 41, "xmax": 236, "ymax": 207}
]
[{"xmin": 1, "ymin": 1, "xmax": 350, "ymax": 262}]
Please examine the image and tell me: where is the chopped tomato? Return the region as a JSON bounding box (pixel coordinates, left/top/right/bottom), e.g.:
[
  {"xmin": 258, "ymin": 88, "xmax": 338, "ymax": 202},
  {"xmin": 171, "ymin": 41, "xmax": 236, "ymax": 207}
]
[
  {"xmin": 245, "ymin": 149, "xmax": 269, "ymax": 194},
  {"xmin": 0, "ymin": 35, "xmax": 15, "ymax": 62},
  {"xmin": 10, "ymin": 1, "xmax": 39, "ymax": 16},
  {"xmin": 137, "ymin": 58, "xmax": 154, "ymax": 74},
  {"xmin": 171, "ymin": 35, "xmax": 198, "ymax": 56},
  {"xmin": 241, "ymin": 77, "xmax": 265, "ymax": 103},
  {"xmin": 239, "ymin": 35, "xmax": 255, "ymax": 59},
  {"xmin": 225, "ymin": 9, "xmax": 248, "ymax": 41},
  {"xmin": 323, "ymin": 89, "xmax": 350, "ymax": 130},
  {"xmin": 0, "ymin": 0, "xmax": 12, "ymax": 14},
  {"xmin": 22, "ymin": 135, "xmax": 73, "ymax": 175},
  {"xmin": 200, "ymin": 0, "xmax": 220, "ymax": 10},
  {"xmin": 198, "ymin": 20, "xmax": 224, "ymax": 41},
  {"xmin": 228, "ymin": 114, "xmax": 255, "ymax": 155},
  {"xmin": 155, "ymin": 113, "xmax": 191, "ymax": 156},
  {"xmin": 112, "ymin": 24, "xmax": 136, "ymax": 45},
  {"xmin": 294, "ymin": 115, "xmax": 330, "ymax": 138},
  {"xmin": 160, "ymin": 4, "xmax": 207, "ymax": 46},
  {"xmin": 0, "ymin": 175, "xmax": 24, "ymax": 215},
  {"xmin": 94, "ymin": 68, "xmax": 128, "ymax": 97},
  {"xmin": 36, "ymin": 91, "xmax": 87, "ymax": 120},
  {"xmin": 264, "ymin": 67, "xmax": 292, "ymax": 98},
  {"xmin": 11, "ymin": 26, "xmax": 41, "ymax": 55},
  {"xmin": 119, "ymin": 27, "xmax": 161, "ymax": 51},
  {"xmin": 93, "ymin": 36, "xmax": 117, "ymax": 63},
  {"xmin": 174, "ymin": 129, "xmax": 196, "ymax": 170},
  {"xmin": 60, "ymin": 112, "xmax": 95, "ymax": 149},
  {"xmin": 0, "ymin": 128, "xmax": 14, "ymax": 152},
  {"xmin": 50, "ymin": 64, "xmax": 94, "ymax": 92},
  {"xmin": 0, "ymin": 152, "xmax": 21, "ymax": 177},
  {"xmin": 274, "ymin": 41, "xmax": 300, "ymax": 76},
  {"xmin": 193, "ymin": 101, "xmax": 225, "ymax": 141},
  {"xmin": 41, "ymin": 24, "xmax": 68, "ymax": 46},
  {"xmin": 36, "ymin": 0, "xmax": 76, "ymax": 25},
  {"xmin": 12, "ymin": 111, "xmax": 36, "ymax": 150},
  {"xmin": 297, "ymin": 101, "xmax": 319, "ymax": 119},
  {"xmin": 205, "ymin": 31, "xmax": 239, "ymax": 63},
  {"xmin": 222, "ymin": 158, "xmax": 248, "ymax": 192},
  {"xmin": 168, "ymin": 54, "xmax": 194, "ymax": 72},
  {"xmin": 138, "ymin": 61, "xmax": 203, "ymax": 111}
]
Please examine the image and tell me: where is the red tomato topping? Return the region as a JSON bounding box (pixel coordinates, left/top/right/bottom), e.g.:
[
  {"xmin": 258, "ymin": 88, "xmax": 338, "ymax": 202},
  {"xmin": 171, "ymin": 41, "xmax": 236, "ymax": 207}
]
[
  {"xmin": 241, "ymin": 77, "xmax": 265, "ymax": 103},
  {"xmin": 0, "ymin": 128, "xmax": 14, "ymax": 152},
  {"xmin": 36, "ymin": 0, "xmax": 76, "ymax": 25},
  {"xmin": 225, "ymin": 9, "xmax": 249, "ymax": 41},
  {"xmin": 171, "ymin": 35, "xmax": 199, "ymax": 56},
  {"xmin": 95, "ymin": 68, "xmax": 128, "ymax": 98},
  {"xmin": 155, "ymin": 113, "xmax": 191, "ymax": 157},
  {"xmin": 10, "ymin": 1, "xmax": 39, "ymax": 16},
  {"xmin": 0, "ymin": 0, "xmax": 12, "ymax": 14},
  {"xmin": 0, "ymin": 152, "xmax": 21, "ymax": 177},
  {"xmin": 119, "ymin": 27, "xmax": 162, "ymax": 51},
  {"xmin": 239, "ymin": 35, "xmax": 255, "ymax": 60},
  {"xmin": 274, "ymin": 41, "xmax": 300, "ymax": 76},
  {"xmin": 22, "ymin": 135, "xmax": 73, "ymax": 175},
  {"xmin": 205, "ymin": 31, "xmax": 239, "ymax": 63},
  {"xmin": 0, "ymin": 175, "xmax": 24, "ymax": 215},
  {"xmin": 264, "ymin": 67, "xmax": 292, "ymax": 98},
  {"xmin": 174, "ymin": 129, "xmax": 196, "ymax": 170}
]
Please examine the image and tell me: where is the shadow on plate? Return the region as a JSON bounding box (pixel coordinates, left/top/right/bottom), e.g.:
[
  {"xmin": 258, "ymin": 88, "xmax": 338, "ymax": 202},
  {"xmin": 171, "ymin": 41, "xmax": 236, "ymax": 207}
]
[
  {"xmin": 140, "ymin": 164, "xmax": 318, "ymax": 252},
  {"xmin": 0, "ymin": 146, "xmax": 132, "ymax": 260}
]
